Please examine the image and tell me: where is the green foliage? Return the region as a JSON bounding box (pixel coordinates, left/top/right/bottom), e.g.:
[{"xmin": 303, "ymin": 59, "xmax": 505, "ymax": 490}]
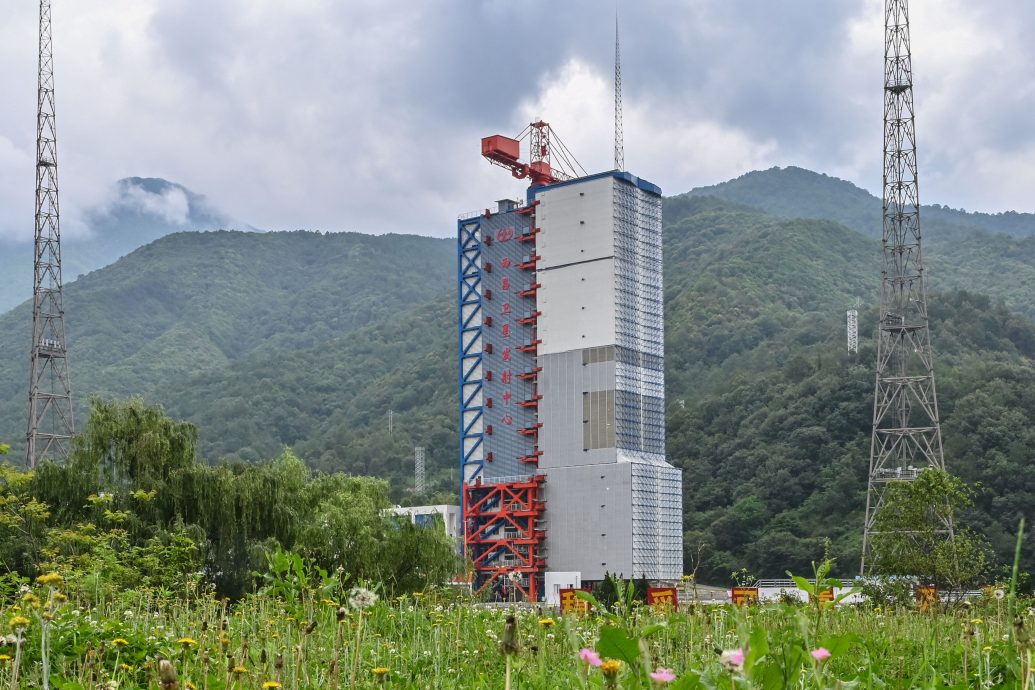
[
  {"xmin": 869, "ymin": 469, "xmax": 995, "ymax": 593},
  {"xmin": 1, "ymin": 400, "xmax": 459, "ymax": 599}
]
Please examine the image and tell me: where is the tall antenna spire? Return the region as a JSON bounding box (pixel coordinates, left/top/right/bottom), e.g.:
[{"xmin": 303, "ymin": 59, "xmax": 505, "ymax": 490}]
[
  {"xmin": 27, "ymin": 0, "xmax": 74, "ymax": 467},
  {"xmin": 613, "ymin": 9, "xmax": 624, "ymax": 171},
  {"xmin": 861, "ymin": 0, "xmax": 948, "ymax": 572}
]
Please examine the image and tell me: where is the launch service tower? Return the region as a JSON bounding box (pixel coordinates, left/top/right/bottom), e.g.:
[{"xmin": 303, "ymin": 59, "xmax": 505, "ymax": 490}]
[{"xmin": 458, "ymin": 124, "xmax": 683, "ymax": 600}]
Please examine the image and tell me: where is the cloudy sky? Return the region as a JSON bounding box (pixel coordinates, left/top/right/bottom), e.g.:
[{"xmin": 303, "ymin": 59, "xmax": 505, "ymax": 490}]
[{"xmin": 1, "ymin": 0, "xmax": 1034, "ymax": 243}]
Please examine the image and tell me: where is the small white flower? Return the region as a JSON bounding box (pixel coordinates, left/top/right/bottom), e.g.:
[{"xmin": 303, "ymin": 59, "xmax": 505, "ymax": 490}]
[{"xmin": 994, "ymin": 589, "xmax": 1006, "ymax": 601}]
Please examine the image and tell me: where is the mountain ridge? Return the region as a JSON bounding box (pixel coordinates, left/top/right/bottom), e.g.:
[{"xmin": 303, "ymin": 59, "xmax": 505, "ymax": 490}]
[{"xmin": 2, "ymin": 166, "xmax": 1035, "ymax": 581}]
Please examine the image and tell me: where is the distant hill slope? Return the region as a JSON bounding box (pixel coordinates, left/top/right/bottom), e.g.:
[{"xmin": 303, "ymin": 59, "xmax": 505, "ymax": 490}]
[
  {"xmin": 0, "ymin": 177, "xmax": 242, "ymax": 314},
  {"xmin": 0, "ymin": 229, "xmax": 454, "ymax": 459},
  {"xmin": 2, "ymin": 169, "xmax": 1035, "ymax": 582},
  {"xmin": 687, "ymin": 166, "xmax": 1035, "ymax": 238}
]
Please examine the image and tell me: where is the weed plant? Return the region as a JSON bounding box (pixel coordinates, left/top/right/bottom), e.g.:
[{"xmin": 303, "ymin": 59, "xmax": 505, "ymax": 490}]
[{"xmin": 1, "ymin": 571, "xmax": 1032, "ymax": 689}]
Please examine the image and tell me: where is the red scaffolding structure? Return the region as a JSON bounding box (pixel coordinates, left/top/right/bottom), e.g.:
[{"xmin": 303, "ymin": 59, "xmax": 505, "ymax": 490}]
[{"xmin": 463, "ymin": 474, "xmax": 547, "ymax": 601}]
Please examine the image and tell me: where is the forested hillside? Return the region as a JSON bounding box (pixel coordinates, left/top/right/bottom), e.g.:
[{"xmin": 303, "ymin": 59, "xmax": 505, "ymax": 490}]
[
  {"xmin": 2, "ymin": 167, "xmax": 1034, "ymax": 582},
  {"xmin": 0, "ymin": 177, "xmax": 239, "ymax": 313},
  {"xmin": 0, "ymin": 230, "xmax": 454, "ymax": 460},
  {"xmin": 688, "ymin": 166, "xmax": 1035, "ymax": 239}
]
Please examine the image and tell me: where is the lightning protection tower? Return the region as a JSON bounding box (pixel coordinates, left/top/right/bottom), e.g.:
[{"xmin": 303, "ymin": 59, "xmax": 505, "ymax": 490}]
[
  {"xmin": 846, "ymin": 309, "xmax": 858, "ymax": 354},
  {"xmin": 27, "ymin": 0, "xmax": 75, "ymax": 467},
  {"xmin": 614, "ymin": 12, "xmax": 624, "ymax": 171},
  {"xmin": 861, "ymin": 0, "xmax": 947, "ymax": 572},
  {"xmin": 414, "ymin": 446, "xmax": 426, "ymax": 495}
]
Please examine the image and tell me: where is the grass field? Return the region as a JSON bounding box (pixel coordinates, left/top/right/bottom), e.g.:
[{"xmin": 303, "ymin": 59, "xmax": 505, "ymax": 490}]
[{"xmin": 1, "ymin": 573, "xmax": 1030, "ymax": 690}]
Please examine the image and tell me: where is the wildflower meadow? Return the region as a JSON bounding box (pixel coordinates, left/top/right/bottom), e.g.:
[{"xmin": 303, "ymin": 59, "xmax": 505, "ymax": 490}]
[{"xmin": 2, "ymin": 567, "xmax": 1034, "ymax": 690}]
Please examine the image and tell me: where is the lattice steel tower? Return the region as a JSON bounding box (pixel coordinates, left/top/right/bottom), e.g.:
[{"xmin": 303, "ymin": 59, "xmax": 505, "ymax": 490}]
[
  {"xmin": 26, "ymin": 0, "xmax": 74, "ymax": 467},
  {"xmin": 861, "ymin": 0, "xmax": 946, "ymax": 572}
]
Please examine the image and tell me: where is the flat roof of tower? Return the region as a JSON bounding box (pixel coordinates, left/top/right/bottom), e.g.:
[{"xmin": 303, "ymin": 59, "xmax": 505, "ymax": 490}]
[{"xmin": 533, "ymin": 170, "xmax": 662, "ymax": 198}]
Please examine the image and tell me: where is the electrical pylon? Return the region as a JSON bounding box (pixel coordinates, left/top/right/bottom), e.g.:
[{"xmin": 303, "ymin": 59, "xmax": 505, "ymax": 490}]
[
  {"xmin": 860, "ymin": 0, "xmax": 947, "ymax": 573},
  {"xmin": 26, "ymin": 0, "xmax": 74, "ymax": 467},
  {"xmin": 613, "ymin": 12, "xmax": 624, "ymax": 171}
]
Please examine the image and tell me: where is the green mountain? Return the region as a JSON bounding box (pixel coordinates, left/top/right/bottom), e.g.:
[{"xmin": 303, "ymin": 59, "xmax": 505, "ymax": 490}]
[
  {"xmin": 2, "ymin": 167, "xmax": 1034, "ymax": 582},
  {"xmin": 0, "ymin": 177, "xmax": 241, "ymax": 314},
  {"xmin": 689, "ymin": 166, "xmax": 1035, "ymax": 239},
  {"xmin": 0, "ymin": 229, "xmax": 455, "ymax": 462}
]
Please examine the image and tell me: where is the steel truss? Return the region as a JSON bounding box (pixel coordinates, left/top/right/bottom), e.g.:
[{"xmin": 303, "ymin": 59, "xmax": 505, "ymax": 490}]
[
  {"xmin": 27, "ymin": 0, "xmax": 74, "ymax": 467},
  {"xmin": 861, "ymin": 0, "xmax": 949, "ymax": 573}
]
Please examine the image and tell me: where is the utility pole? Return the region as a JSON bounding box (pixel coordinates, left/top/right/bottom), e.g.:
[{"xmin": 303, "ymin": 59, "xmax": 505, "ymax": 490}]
[
  {"xmin": 27, "ymin": 0, "xmax": 74, "ymax": 467},
  {"xmin": 861, "ymin": 0, "xmax": 947, "ymax": 573}
]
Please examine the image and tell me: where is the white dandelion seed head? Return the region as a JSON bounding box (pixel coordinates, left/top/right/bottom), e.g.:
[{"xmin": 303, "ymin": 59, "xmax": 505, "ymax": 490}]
[{"xmin": 348, "ymin": 587, "xmax": 378, "ymax": 610}]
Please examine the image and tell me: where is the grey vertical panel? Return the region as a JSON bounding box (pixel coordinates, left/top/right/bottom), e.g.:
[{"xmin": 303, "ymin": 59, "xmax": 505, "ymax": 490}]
[{"xmin": 542, "ymin": 463, "xmax": 633, "ymax": 580}]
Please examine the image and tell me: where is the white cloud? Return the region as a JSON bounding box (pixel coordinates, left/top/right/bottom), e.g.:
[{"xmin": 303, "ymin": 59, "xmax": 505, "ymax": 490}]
[
  {"xmin": 2, "ymin": 0, "xmax": 1035, "ymax": 247},
  {"xmin": 514, "ymin": 59, "xmax": 780, "ymax": 195}
]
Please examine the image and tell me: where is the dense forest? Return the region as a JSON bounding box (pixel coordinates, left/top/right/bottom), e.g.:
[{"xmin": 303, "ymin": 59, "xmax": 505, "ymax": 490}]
[{"xmin": 1, "ymin": 166, "xmax": 1033, "ymax": 584}]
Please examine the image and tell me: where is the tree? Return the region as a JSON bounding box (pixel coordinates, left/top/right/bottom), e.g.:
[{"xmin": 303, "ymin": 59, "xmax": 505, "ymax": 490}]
[{"xmin": 869, "ymin": 469, "xmax": 995, "ymax": 595}]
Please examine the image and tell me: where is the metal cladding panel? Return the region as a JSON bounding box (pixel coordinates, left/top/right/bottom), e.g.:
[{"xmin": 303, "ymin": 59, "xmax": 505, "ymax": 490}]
[
  {"xmin": 630, "ymin": 460, "xmax": 683, "ymax": 579},
  {"xmin": 536, "ymin": 176, "xmax": 615, "ymax": 269},
  {"xmin": 613, "ymin": 179, "xmax": 666, "ymax": 460},
  {"xmin": 614, "ymin": 180, "xmax": 664, "ymax": 359},
  {"xmin": 539, "ymin": 350, "xmax": 617, "ymax": 468},
  {"xmin": 538, "ymin": 260, "xmax": 616, "ymax": 355},
  {"xmin": 479, "ymin": 211, "xmax": 537, "ymax": 479},
  {"xmin": 541, "ymin": 463, "xmax": 633, "ymax": 580}
]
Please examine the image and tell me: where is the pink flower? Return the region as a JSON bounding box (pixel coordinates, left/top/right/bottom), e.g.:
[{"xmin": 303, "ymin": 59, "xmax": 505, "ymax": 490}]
[
  {"xmin": 720, "ymin": 648, "xmax": 745, "ymax": 669},
  {"xmin": 650, "ymin": 668, "xmax": 677, "ymax": 683},
  {"xmin": 580, "ymin": 648, "xmax": 602, "ymax": 667},
  {"xmin": 811, "ymin": 647, "xmax": 832, "ymax": 661}
]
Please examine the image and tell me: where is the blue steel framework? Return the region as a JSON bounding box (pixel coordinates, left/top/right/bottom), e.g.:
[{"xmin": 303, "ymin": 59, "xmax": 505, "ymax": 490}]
[{"xmin": 457, "ymin": 216, "xmax": 485, "ymax": 486}]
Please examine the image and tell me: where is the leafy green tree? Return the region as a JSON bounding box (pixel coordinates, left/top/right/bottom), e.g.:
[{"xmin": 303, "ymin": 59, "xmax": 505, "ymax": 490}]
[{"xmin": 869, "ymin": 468, "xmax": 995, "ymax": 594}]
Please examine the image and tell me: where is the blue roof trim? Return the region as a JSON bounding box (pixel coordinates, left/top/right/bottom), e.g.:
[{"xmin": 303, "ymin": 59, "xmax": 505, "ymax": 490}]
[{"xmin": 528, "ymin": 170, "xmax": 662, "ymax": 201}]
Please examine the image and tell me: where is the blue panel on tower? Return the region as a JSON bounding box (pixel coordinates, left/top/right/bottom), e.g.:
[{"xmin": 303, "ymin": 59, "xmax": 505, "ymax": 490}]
[{"xmin": 479, "ymin": 210, "xmax": 537, "ymax": 478}]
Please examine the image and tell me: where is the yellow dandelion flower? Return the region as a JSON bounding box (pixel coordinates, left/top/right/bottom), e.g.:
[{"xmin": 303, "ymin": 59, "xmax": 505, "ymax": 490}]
[
  {"xmin": 232, "ymin": 666, "xmax": 248, "ymax": 675},
  {"xmin": 113, "ymin": 638, "xmax": 129, "ymax": 647},
  {"xmin": 177, "ymin": 637, "xmax": 198, "ymax": 647},
  {"xmin": 972, "ymin": 618, "xmax": 983, "ymax": 625},
  {"xmin": 982, "ymin": 645, "xmax": 993, "ymax": 653},
  {"xmin": 120, "ymin": 663, "xmax": 133, "ymax": 671},
  {"xmin": 186, "ymin": 683, "xmax": 197, "ymax": 690},
  {"xmin": 8, "ymin": 615, "xmax": 30, "ymax": 629},
  {"xmin": 538, "ymin": 618, "xmax": 556, "ymax": 627},
  {"xmin": 0, "ymin": 654, "xmax": 11, "ymax": 662},
  {"xmin": 373, "ymin": 667, "xmax": 390, "ymax": 676},
  {"xmin": 601, "ymin": 658, "xmax": 622, "ymax": 678},
  {"xmin": 262, "ymin": 682, "xmax": 281, "ymax": 689},
  {"xmin": 412, "ymin": 592, "xmax": 424, "ymax": 599},
  {"xmin": 35, "ymin": 572, "xmax": 64, "ymax": 587}
]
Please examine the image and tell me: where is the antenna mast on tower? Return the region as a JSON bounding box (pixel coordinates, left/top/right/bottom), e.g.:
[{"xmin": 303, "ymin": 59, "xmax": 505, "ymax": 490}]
[
  {"xmin": 861, "ymin": 0, "xmax": 948, "ymax": 572},
  {"xmin": 26, "ymin": 0, "xmax": 74, "ymax": 467},
  {"xmin": 614, "ymin": 11, "xmax": 624, "ymax": 171}
]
